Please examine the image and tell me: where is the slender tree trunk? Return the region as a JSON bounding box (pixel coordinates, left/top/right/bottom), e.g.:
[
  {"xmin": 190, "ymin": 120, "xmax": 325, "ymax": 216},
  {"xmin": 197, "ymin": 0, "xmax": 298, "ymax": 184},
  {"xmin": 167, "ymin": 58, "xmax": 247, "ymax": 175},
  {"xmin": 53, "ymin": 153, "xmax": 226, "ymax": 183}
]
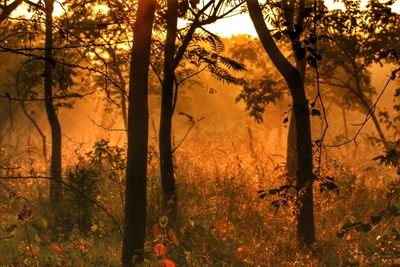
[
  {"xmin": 358, "ymin": 93, "xmax": 389, "ymax": 149},
  {"xmin": 342, "ymin": 106, "xmax": 349, "ymax": 139},
  {"xmin": 247, "ymin": 0, "xmax": 315, "ymax": 246},
  {"xmin": 159, "ymin": 0, "xmax": 179, "ymax": 223},
  {"xmin": 44, "ymin": 0, "xmax": 62, "ymax": 215},
  {"xmin": 122, "ymin": 0, "xmax": 155, "ymax": 265},
  {"xmin": 115, "ymin": 66, "xmax": 128, "ymax": 134},
  {"xmin": 285, "ymin": 0, "xmax": 306, "ymax": 183},
  {"xmin": 286, "ymin": 112, "xmax": 297, "ymax": 179}
]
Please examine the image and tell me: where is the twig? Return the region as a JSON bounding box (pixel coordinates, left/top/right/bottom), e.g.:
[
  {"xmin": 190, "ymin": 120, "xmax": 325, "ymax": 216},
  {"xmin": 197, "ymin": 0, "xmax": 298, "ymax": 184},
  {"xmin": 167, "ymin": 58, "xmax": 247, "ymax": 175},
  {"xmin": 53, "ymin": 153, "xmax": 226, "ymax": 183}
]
[
  {"xmin": 87, "ymin": 115, "xmax": 126, "ymax": 132},
  {"xmin": 172, "ymin": 116, "xmax": 204, "ymax": 153},
  {"xmin": 327, "ymin": 68, "xmax": 399, "ymax": 148}
]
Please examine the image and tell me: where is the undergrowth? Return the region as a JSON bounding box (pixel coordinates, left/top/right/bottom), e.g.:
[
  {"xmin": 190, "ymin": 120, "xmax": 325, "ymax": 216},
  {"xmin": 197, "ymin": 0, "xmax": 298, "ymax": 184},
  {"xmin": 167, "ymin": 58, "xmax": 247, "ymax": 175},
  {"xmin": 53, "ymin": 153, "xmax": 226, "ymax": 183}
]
[{"xmin": 0, "ymin": 136, "xmax": 398, "ymax": 266}]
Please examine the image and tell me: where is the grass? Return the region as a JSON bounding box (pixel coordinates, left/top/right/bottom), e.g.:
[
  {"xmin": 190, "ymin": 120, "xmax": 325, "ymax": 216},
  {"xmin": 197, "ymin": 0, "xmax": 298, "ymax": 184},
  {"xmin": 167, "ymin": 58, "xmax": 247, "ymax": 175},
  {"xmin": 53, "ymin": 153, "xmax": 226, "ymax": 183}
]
[{"xmin": 0, "ymin": 136, "xmax": 398, "ymax": 266}]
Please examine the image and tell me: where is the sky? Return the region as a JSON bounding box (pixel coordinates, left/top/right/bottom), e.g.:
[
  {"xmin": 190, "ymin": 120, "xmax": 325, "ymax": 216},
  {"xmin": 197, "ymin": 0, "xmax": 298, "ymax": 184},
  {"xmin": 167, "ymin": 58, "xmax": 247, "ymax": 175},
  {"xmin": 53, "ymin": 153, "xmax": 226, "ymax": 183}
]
[
  {"xmin": 13, "ymin": 0, "xmax": 400, "ymax": 38},
  {"xmin": 203, "ymin": 0, "xmax": 400, "ymax": 37}
]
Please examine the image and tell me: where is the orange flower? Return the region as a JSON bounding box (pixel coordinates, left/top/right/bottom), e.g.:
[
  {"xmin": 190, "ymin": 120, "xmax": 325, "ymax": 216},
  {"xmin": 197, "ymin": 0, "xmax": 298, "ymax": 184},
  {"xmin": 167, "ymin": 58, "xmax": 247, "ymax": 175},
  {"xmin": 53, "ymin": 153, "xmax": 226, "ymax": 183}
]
[
  {"xmin": 154, "ymin": 243, "xmax": 167, "ymax": 257},
  {"xmin": 50, "ymin": 243, "xmax": 62, "ymax": 254},
  {"xmin": 31, "ymin": 245, "xmax": 40, "ymax": 257},
  {"xmin": 164, "ymin": 258, "xmax": 176, "ymax": 267},
  {"xmin": 79, "ymin": 245, "xmax": 87, "ymax": 253},
  {"xmin": 236, "ymin": 246, "xmax": 245, "ymax": 253}
]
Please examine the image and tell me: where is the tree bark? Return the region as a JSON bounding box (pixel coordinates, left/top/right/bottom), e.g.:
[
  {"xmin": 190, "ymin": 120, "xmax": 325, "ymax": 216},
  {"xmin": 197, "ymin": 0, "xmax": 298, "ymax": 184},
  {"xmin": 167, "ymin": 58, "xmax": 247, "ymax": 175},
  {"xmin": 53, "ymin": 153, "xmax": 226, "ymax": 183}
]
[
  {"xmin": 159, "ymin": 0, "xmax": 179, "ymax": 224},
  {"xmin": 44, "ymin": 0, "xmax": 62, "ymax": 215},
  {"xmin": 0, "ymin": 0, "xmax": 23, "ymax": 23},
  {"xmin": 122, "ymin": 0, "xmax": 155, "ymax": 265},
  {"xmin": 158, "ymin": 1, "xmax": 217, "ymax": 223},
  {"xmin": 285, "ymin": 0, "xmax": 306, "ymax": 183},
  {"xmin": 247, "ymin": 0, "xmax": 315, "ymax": 246}
]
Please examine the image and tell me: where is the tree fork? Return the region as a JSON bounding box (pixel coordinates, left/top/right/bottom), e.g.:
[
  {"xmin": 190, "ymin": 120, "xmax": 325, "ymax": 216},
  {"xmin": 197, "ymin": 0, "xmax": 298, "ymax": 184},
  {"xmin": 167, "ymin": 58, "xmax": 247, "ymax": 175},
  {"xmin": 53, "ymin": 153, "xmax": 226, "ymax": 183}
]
[{"xmin": 246, "ymin": 0, "xmax": 316, "ymax": 247}]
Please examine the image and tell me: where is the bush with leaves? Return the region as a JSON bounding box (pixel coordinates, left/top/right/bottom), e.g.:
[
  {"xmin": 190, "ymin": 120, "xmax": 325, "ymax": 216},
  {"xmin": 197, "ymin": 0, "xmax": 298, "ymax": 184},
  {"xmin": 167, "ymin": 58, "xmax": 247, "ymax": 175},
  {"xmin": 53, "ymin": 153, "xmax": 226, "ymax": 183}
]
[
  {"xmin": 336, "ymin": 90, "xmax": 400, "ymax": 265},
  {"xmin": 62, "ymin": 139, "xmax": 126, "ymax": 236}
]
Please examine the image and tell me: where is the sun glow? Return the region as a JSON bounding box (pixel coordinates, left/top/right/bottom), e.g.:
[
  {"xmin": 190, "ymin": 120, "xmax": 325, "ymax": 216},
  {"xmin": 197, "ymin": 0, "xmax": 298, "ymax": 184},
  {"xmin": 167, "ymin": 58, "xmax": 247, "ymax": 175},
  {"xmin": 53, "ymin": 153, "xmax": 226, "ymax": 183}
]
[
  {"xmin": 10, "ymin": 0, "xmax": 400, "ymax": 38},
  {"xmin": 205, "ymin": 0, "xmax": 400, "ymax": 37}
]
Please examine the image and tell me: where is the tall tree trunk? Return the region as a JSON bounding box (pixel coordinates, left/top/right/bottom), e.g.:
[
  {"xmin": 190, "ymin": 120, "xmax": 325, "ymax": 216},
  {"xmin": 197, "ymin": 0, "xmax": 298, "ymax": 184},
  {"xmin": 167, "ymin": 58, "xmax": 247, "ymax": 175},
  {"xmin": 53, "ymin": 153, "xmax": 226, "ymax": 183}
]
[
  {"xmin": 44, "ymin": 0, "xmax": 62, "ymax": 218},
  {"xmin": 247, "ymin": 0, "xmax": 315, "ymax": 246},
  {"xmin": 285, "ymin": 0, "xmax": 306, "ymax": 183},
  {"xmin": 159, "ymin": 0, "xmax": 179, "ymax": 223},
  {"xmin": 122, "ymin": 0, "xmax": 155, "ymax": 265},
  {"xmin": 158, "ymin": 1, "xmax": 214, "ymax": 224}
]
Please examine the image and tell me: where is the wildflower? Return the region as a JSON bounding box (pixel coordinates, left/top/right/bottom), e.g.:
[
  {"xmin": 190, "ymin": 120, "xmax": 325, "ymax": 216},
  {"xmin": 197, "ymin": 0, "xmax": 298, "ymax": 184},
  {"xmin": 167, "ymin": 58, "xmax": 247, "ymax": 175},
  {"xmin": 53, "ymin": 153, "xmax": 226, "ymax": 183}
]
[
  {"xmin": 50, "ymin": 243, "xmax": 62, "ymax": 254},
  {"xmin": 154, "ymin": 243, "xmax": 167, "ymax": 258}
]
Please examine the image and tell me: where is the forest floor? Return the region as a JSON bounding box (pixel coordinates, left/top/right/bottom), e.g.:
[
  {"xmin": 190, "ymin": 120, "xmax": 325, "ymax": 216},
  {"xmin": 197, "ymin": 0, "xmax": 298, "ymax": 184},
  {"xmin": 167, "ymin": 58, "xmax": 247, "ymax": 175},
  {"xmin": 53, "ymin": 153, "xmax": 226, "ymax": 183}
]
[{"xmin": 0, "ymin": 138, "xmax": 398, "ymax": 266}]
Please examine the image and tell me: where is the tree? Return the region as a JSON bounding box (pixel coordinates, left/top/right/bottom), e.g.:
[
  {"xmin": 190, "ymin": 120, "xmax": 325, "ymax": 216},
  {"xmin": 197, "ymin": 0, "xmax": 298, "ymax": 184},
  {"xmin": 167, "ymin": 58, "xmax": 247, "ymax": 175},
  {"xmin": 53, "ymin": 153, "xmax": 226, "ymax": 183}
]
[
  {"xmin": 0, "ymin": 0, "xmax": 23, "ymax": 23},
  {"xmin": 159, "ymin": 0, "xmax": 245, "ymax": 222},
  {"xmin": 122, "ymin": 0, "xmax": 156, "ymax": 265},
  {"xmin": 246, "ymin": 0, "xmax": 315, "ymax": 246},
  {"xmin": 318, "ymin": 0, "xmax": 400, "ymax": 149},
  {"xmin": 0, "ymin": 2, "xmax": 79, "ymax": 220},
  {"xmin": 42, "ymin": 0, "xmax": 64, "ymax": 230},
  {"xmin": 62, "ymin": 0, "xmax": 135, "ymax": 133}
]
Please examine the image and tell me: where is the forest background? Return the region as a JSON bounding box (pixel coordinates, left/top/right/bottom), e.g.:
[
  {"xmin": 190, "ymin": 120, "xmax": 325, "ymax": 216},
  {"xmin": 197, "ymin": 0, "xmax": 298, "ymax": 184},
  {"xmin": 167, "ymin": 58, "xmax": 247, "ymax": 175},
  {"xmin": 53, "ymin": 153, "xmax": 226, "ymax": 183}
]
[{"xmin": 0, "ymin": 0, "xmax": 399, "ymax": 266}]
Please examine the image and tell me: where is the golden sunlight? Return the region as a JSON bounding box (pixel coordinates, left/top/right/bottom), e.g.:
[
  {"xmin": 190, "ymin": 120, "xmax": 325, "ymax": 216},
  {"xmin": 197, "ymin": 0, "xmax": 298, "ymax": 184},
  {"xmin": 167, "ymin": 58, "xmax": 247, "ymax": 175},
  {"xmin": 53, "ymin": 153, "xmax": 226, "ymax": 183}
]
[
  {"xmin": 205, "ymin": 0, "xmax": 400, "ymax": 37},
  {"xmin": 12, "ymin": 0, "xmax": 400, "ymax": 38}
]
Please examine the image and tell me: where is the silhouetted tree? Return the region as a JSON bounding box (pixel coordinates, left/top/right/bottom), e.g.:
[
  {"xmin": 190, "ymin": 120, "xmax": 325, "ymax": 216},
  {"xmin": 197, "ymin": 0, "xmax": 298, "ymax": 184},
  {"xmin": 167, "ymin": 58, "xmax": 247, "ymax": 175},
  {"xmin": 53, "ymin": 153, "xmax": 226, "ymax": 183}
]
[
  {"xmin": 247, "ymin": 0, "xmax": 315, "ymax": 246},
  {"xmin": 43, "ymin": 0, "xmax": 63, "ymax": 230},
  {"xmin": 62, "ymin": 0, "xmax": 136, "ymax": 133},
  {"xmin": 0, "ymin": 0, "xmax": 23, "ymax": 23},
  {"xmin": 318, "ymin": 0, "xmax": 400, "ymax": 149},
  {"xmin": 159, "ymin": 0, "xmax": 245, "ymax": 223},
  {"xmin": 122, "ymin": 0, "xmax": 156, "ymax": 265}
]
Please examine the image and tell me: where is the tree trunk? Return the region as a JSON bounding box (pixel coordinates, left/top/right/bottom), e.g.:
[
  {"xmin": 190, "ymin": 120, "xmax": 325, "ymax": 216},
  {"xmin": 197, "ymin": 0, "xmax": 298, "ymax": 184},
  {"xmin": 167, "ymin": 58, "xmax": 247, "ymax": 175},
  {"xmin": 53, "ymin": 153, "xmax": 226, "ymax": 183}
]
[
  {"xmin": 44, "ymin": 0, "xmax": 62, "ymax": 219},
  {"xmin": 247, "ymin": 0, "xmax": 315, "ymax": 246},
  {"xmin": 358, "ymin": 92, "xmax": 390, "ymax": 150},
  {"xmin": 286, "ymin": 112, "xmax": 297, "ymax": 179},
  {"xmin": 159, "ymin": 0, "xmax": 179, "ymax": 223},
  {"xmin": 342, "ymin": 106, "xmax": 349, "ymax": 139},
  {"xmin": 122, "ymin": 0, "xmax": 155, "ymax": 265},
  {"xmin": 0, "ymin": 0, "xmax": 23, "ymax": 23},
  {"xmin": 115, "ymin": 66, "xmax": 128, "ymax": 135},
  {"xmin": 285, "ymin": 0, "xmax": 306, "ymax": 184}
]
